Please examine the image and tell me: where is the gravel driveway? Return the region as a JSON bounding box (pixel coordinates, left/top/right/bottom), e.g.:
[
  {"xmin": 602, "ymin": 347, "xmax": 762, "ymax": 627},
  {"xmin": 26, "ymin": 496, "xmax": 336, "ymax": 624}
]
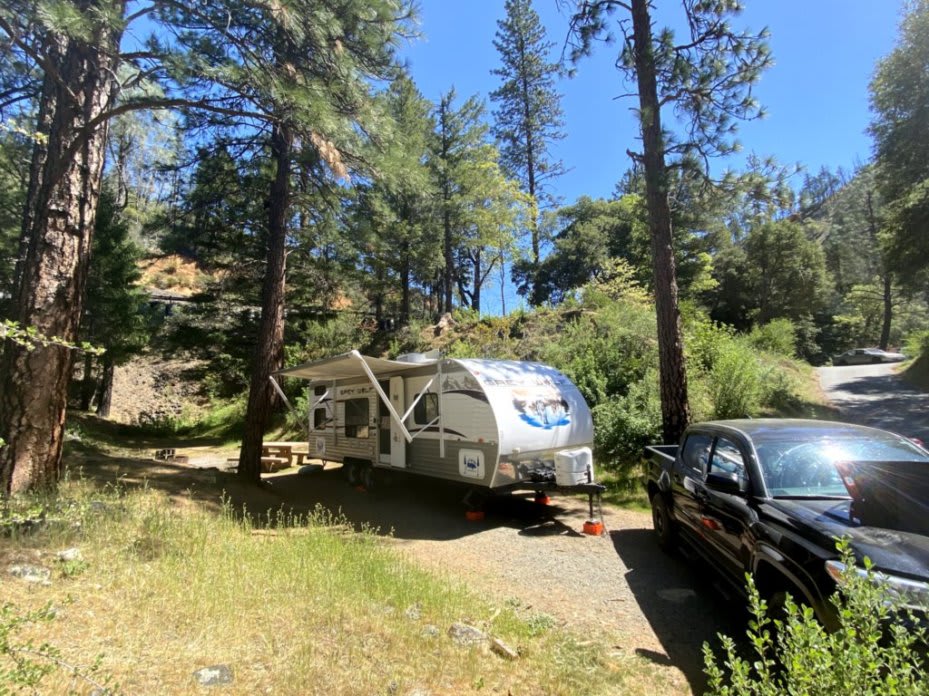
[{"xmin": 257, "ymin": 466, "xmax": 743, "ymax": 695}]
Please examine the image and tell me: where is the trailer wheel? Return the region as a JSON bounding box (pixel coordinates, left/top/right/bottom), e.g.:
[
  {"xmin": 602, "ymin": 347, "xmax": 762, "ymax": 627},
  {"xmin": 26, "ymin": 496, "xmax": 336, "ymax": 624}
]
[
  {"xmin": 650, "ymin": 492, "xmax": 677, "ymax": 553},
  {"xmin": 344, "ymin": 459, "xmax": 360, "ymax": 486},
  {"xmin": 361, "ymin": 464, "xmax": 376, "ymax": 492}
]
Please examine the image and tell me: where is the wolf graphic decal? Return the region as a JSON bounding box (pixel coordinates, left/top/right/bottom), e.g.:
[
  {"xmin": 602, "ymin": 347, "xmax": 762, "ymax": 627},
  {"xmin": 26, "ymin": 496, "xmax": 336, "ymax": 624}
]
[{"xmin": 512, "ymin": 386, "xmax": 570, "ymax": 429}]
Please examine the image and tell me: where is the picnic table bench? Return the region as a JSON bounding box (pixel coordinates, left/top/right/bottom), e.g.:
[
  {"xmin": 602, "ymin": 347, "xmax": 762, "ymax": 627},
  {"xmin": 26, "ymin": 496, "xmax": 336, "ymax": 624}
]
[{"xmin": 226, "ymin": 442, "xmax": 309, "ymax": 473}]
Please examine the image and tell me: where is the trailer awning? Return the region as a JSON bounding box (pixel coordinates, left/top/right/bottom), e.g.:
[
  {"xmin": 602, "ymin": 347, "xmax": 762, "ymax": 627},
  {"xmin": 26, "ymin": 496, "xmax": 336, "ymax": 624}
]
[{"xmin": 275, "ymin": 349, "xmax": 437, "ymax": 382}]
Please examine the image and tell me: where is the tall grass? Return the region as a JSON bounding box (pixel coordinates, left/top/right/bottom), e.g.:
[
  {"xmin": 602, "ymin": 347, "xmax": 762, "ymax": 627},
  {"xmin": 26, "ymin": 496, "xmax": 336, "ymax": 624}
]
[{"xmin": 1, "ymin": 483, "xmax": 668, "ymax": 695}]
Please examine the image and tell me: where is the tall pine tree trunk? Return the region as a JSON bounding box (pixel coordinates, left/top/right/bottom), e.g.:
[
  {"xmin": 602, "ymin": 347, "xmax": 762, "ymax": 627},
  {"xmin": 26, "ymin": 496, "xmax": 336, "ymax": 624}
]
[
  {"xmin": 631, "ymin": 0, "xmax": 690, "ymax": 444},
  {"xmin": 866, "ymin": 191, "xmax": 893, "ymax": 350},
  {"xmin": 400, "ymin": 240, "xmax": 411, "ymax": 323},
  {"xmin": 0, "ymin": 11, "xmax": 121, "ymax": 494},
  {"xmin": 80, "ymin": 352, "xmax": 96, "ymax": 412},
  {"xmin": 472, "ymin": 248, "xmax": 482, "ymax": 313},
  {"xmin": 238, "ymin": 122, "xmax": 291, "ymax": 482},
  {"xmin": 443, "ymin": 203, "xmax": 453, "ymax": 313},
  {"xmin": 95, "ymin": 357, "xmax": 115, "ymax": 418}
]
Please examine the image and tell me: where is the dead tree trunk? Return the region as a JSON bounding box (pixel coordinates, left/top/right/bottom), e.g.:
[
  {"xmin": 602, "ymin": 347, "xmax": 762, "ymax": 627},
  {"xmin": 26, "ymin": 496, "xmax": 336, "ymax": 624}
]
[{"xmin": 0, "ymin": 14, "xmax": 121, "ymax": 494}]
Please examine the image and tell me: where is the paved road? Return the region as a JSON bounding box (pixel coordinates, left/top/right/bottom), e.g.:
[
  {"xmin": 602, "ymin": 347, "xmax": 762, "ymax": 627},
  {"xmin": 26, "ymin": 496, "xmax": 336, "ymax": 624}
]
[{"xmin": 817, "ymin": 363, "xmax": 929, "ymax": 442}]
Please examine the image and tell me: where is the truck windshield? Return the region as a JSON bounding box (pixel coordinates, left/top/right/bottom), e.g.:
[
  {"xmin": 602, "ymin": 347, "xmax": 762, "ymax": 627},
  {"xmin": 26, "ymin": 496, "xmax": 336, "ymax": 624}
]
[{"xmin": 755, "ymin": 436, "xmax": 928, "ymax": 498}]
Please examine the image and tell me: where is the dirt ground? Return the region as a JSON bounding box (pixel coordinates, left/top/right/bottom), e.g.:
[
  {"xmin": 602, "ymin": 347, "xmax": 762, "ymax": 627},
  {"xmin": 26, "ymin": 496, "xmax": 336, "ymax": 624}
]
[{"xmin": 76, "ymin": 436, "xmax": 743, "ymax": 696}]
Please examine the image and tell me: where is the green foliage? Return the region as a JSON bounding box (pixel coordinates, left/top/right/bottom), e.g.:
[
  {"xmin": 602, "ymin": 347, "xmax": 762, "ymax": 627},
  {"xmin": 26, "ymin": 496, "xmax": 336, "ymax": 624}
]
[
  {"xmin": 540, "ymin": 298, "xmax": 657, "ymax": 408},
  {"xmin": 0, "ymin": 319, "xmax": 104, "ymax": 356},
  {"xmin": 870, "ymin": 0, "xmax": 929, "ymax": 281},
  {"xmin": 905, "ymin": 329, "xmax": 929, "ymax": 360},
  {"xmin": 82, "ymin": 187, "xmax": 152, "ymax": 365},
  {"xmin": 490, "ymin": 0, "xmax": 565, "ymax": 204},
  {"xmin": 0, "ymin": 131, "xmax": 28, "ymax": 311},
  {"xmin": 747, "ymin": 319, "xmax": 796, "ymax": 357},
  {"xmin": 704, "ymin": 539, "xmax": 927, "ymax": 695},
  {"xmin": 0, "ymin": 599, "xmax": 115, "ymax": 695},
  {"xmin": 709, "ymin": 340, "xmax": 762, "ymax": 420},
  {"xmin": 592, "ymin": 370, "xmax": 662, "ymax": 465}
]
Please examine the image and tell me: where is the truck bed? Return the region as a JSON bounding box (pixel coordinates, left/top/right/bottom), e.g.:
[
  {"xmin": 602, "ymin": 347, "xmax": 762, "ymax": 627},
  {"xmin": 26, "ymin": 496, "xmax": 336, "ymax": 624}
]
[{"xmin": 643, "ymin": 444, "xmax": 678, "ymax": 464}]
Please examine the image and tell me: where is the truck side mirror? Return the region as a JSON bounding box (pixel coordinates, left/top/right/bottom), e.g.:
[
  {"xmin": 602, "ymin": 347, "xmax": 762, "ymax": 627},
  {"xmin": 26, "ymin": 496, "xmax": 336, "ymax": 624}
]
[{"xmin": 706, "ymin": 471, "xmax": 746, "ymax": 495}]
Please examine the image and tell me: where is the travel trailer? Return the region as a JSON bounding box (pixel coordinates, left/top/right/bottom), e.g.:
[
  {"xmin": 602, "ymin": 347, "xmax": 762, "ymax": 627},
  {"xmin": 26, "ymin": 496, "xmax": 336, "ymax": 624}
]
[{"xmin": 273, "ymin": 350, "xmax": 603, "ymax": 516}]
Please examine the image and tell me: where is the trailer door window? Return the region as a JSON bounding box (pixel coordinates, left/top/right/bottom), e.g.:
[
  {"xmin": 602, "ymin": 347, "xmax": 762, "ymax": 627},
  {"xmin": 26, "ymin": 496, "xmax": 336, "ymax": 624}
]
[
  {"xmin": 313, "ymin": 408, "xmax": 327, "ymax": 429},
  {"xmin": 344, "ymin": 398, "xmax": 369, "ymax": 438},
  {"xmin": 414, "ymin": 393, "xmax": 439, "ymax": 425}
]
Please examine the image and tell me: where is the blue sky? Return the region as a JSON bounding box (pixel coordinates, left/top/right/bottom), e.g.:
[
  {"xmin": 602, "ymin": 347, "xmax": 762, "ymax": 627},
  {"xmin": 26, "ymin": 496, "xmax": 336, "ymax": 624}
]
[{"xmin": 402, "ymin": 0, "xmax": 904, "ymax": 201}]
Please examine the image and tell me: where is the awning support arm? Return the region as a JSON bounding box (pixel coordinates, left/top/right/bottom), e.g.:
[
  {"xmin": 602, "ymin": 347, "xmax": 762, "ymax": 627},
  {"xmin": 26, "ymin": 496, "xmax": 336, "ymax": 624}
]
[
  {"xmin": 400, "ymin": 374, "xmax": 437, "ymax": 423},
  {"xmin": 409, "ymin": 416, "xmax": 440, "ymax": 441},
  {"xmin": 268, "ymin": 376, "xmax": 293, "ymax": 411},
  {"xmin": 353, "ymin": 351, "xmax": 414, "ymax": 443}
]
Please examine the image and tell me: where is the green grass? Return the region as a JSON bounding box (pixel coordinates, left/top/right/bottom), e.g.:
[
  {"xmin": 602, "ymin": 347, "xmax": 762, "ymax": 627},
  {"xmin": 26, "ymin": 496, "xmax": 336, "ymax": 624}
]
[{"xmin": 0, "ymin": 480, "xmax": 675, "ymax": 695}]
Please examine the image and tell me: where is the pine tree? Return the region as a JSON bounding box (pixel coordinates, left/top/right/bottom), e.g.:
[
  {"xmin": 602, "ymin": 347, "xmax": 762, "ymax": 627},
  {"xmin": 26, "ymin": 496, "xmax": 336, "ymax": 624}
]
[
  {"xmin": 0, "ymin": 0, "xmax": 126, "ymax": 493},
  {"xmin": 490, "ymin": 0, "xmax": 565, "ymax": 287},
  {"xmin": 160, "ymin": 0, "xmax": 413, "ymax": 482},
  {"xmin": 565, "ymin": 0, "xmax": 771, "ymax": 443},
  {"xmin": 869, "ymin": 0, "xmax": 929, "ymax": 284}
]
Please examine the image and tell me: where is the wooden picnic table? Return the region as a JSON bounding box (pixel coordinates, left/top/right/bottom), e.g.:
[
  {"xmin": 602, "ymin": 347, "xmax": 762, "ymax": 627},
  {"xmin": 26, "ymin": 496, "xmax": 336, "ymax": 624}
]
[
  {"xmin": 226, "ymin": 442, "xmax": 310, "ymax": 473},
  {"xmin": 261, "ymin": 442, "xmax": 309, "ymax": 469}
]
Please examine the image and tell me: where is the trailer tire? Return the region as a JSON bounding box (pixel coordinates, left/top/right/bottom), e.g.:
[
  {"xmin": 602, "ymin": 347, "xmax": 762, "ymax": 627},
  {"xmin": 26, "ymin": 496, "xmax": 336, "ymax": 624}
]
[
  {"xmin": 650, "ymin": 492, "xmax": 677, "ymax": 553},
  {"xmin": 361, "ymin": 463, "xmax": 376, "ymax": 492},
  {"xmin": 344, "ymin": 459, "xmax": 360, "ymax": 486}
]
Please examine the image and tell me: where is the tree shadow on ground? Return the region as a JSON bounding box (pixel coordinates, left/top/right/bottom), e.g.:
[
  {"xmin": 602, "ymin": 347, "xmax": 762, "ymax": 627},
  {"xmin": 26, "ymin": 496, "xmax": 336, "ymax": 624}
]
[
  {"xmin": 826, "ymin": 372, "xmax": 929, "ymax": 441},
  {"xmin": 69, "ymin": 412, "xmax": 232, "ymax": 450},
  {"xmin": 610, "ymin": 528, "xmax": 745, "ymax": 695},
  {"xmin": 65, "ymin": 447, "xmax": 581, "ymax": 542}
]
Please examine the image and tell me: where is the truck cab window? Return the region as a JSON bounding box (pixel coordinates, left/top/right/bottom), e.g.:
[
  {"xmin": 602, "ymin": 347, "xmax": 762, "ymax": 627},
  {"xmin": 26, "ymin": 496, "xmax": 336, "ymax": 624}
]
[
  {"xmin": 682, "ymin": 434, "xmax": 714, "ymax": 476},
  {"xmin": 710, "ymin": 437, "xmax": 747, "ymax": 483}
]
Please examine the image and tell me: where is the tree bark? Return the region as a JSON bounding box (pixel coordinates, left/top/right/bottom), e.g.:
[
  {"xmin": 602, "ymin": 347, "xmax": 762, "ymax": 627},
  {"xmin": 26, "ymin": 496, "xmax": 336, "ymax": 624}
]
[
  {"xmin": 472, "ymin": 247, "xmax": 482, "ymax": 314},
  {"xmin": 631, "ymin": 0, "xmax": 691, "ymax": 443},
  {"xmin": 0, "ymin": 9, "xmax": 122, "ymax": 494},
  {"xmin": 80, "ymin": 352, "xmax": 96, "ymax": 412},
  {"xmin": 400, "ymin": 239, "xmax": 411, "ymax": 323},
  {"xmin": 866, "ymin": 191, "xmax": 893, "ymax": 350},
  {"xmin": 238, "ymin": 122, "xmax": 292, "ymax": 482},
  {"xmin": 95, "ymin": 357, "xmax": 115, "ymax": 418}
]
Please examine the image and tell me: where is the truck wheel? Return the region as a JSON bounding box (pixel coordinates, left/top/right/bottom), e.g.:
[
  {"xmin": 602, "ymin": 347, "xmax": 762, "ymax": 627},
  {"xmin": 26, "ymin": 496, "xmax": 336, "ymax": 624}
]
[{"xmin": 650, "ymin": 493, "xmax": 677, "ymax": 552}]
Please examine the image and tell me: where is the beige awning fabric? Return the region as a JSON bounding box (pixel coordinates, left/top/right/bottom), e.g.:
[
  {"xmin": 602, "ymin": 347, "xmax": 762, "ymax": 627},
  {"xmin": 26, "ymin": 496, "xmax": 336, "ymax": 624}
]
[{"xmin": 275, "ymin": 350, "xmax": 436, "ymax": 382}]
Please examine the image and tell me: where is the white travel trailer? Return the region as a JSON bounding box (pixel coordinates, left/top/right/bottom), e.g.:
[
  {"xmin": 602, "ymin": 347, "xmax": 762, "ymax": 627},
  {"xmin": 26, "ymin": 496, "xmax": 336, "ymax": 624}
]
[{"xmin": 274, "ymin": 350, "xmax": 603, "ymax": 512}]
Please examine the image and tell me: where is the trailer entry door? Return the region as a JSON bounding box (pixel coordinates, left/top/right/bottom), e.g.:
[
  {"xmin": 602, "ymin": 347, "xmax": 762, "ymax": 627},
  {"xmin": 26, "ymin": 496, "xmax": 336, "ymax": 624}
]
[
  {"xmin": 389, "ymin": 376, "xmax": 407, "ymax": 468},
  {"xmin": 378, "ymin": 381, "xmax": 391, "ymax": 464}
]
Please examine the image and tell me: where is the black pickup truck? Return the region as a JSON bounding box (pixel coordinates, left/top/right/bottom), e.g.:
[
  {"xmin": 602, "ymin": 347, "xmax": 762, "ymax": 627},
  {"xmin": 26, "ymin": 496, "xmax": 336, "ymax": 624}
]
[{"xmin": 644, "ymin": 419, "xmax": 929, "ymax": 627}]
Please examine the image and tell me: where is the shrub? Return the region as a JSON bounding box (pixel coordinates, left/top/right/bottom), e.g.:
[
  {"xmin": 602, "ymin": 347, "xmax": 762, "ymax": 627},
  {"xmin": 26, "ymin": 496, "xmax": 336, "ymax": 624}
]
[
  {"xmin": 709, "ymin": 339, "xmax": 762, "ymax": 419},
  {"xmin": 905, "ymin": 329, "xmax": 929, "ymax": 360},
  {"xmin": 592, "ymin": 369, "xmax": 662, "ymax": 471},
  {"xmin": 703, "ymin": 539, "xmax": 927, "ymax": 695},
  {"xmin": 748, "ymin": 319, "xmax": 796, "ymax": 357}
]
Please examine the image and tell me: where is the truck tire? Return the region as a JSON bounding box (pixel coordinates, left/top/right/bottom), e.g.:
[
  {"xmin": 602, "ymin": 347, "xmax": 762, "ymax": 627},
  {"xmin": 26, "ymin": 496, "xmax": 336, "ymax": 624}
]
[{"xmin": 650, "ymin": 492, "xmax": 677, "ymax": 552}]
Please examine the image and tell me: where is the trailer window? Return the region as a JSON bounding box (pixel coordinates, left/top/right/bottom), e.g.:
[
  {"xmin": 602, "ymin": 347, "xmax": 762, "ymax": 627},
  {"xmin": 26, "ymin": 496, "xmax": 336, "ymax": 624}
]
[
  {"xmin": 313, "ymin": 408, "xmax": 327, "ymax": 429},
  {"xmin": 414, "ymin": 393, "xmax": 439, "ymax": 425},
  {"xmin": 313, "ymin": 385, "xmax": 327, "ymax": 396},
  {"xmin": 344, "ymin": 398, "xmax": 369, "ymax": 438}
]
